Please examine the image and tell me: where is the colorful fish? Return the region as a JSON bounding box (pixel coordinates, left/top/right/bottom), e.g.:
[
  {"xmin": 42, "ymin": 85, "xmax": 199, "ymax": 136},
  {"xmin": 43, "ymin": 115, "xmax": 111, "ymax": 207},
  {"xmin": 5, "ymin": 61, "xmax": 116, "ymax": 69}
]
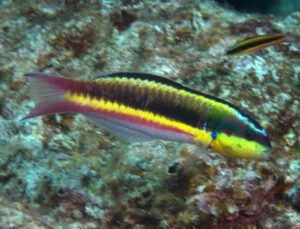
[
  {"xmin": 226, "ymin": 34, "xmax": 290, "ymax": 56},
  {"xmin": 23, "ymin": 72, "xmax": 271, "ymax": 158}
]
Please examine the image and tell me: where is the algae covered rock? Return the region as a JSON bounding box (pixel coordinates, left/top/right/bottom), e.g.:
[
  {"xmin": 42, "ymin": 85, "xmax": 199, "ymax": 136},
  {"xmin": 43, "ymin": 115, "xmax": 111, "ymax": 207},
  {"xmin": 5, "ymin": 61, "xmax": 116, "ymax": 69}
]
[{"xmin": 0, "ymin": 0, "xmax": 299, "ymax": 228}]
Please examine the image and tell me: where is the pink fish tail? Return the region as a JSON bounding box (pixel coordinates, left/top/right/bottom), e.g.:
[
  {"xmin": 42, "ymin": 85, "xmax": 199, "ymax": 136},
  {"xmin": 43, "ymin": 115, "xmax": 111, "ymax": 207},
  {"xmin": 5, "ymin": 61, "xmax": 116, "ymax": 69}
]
[{"xmin": 22, "ymin": 73, "xmax": 80, "ymax": 120}]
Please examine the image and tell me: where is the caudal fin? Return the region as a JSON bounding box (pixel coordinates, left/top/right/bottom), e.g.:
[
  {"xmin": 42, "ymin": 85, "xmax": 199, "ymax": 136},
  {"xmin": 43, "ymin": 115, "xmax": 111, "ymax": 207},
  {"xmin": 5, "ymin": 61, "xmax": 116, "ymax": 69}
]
[{"xmin": 22, "ymin": 73, "xmax": 78, "ymax": 120}]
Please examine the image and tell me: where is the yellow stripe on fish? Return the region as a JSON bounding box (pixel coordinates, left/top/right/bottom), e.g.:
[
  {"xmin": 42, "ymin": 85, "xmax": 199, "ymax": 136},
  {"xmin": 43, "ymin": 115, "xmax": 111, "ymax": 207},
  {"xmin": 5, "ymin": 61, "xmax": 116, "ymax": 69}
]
[{"xmin": 64, "ymin": 90, "xmax": 214, "ymax": 146}]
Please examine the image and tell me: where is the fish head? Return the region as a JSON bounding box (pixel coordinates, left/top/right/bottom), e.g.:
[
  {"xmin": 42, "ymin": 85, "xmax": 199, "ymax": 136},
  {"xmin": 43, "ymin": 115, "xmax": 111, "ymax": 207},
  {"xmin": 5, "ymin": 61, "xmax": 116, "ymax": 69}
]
[{"xmin": 209, "ymin": 115, "xmax": 272, "ymax": 159}]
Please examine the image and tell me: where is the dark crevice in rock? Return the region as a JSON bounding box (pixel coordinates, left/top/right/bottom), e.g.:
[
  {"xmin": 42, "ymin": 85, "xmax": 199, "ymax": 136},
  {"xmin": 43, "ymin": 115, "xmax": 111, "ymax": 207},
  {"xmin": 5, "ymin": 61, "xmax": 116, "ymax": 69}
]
[{"xmin": 215, "ymin": 0, "xmax": 300, "ymax": 15}]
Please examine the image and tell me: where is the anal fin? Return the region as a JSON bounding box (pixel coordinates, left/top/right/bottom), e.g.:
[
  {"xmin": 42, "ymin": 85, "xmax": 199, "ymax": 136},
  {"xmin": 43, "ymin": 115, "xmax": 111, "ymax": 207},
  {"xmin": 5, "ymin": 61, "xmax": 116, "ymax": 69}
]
[{"xmin": 85, "ymin": 115, "xmax": 154, "ymax": 143}]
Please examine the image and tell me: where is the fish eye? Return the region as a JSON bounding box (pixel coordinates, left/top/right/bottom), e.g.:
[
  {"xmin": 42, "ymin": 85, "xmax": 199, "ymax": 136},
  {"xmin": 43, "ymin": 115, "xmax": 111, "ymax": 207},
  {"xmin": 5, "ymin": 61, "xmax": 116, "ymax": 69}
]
[
  {"xmin": 244, "ymin": 130, "xmax": 255, "ymax": 141},
  {"xmin": 211, "ymin": 131, "xmax": 217, "ymax": 140}
]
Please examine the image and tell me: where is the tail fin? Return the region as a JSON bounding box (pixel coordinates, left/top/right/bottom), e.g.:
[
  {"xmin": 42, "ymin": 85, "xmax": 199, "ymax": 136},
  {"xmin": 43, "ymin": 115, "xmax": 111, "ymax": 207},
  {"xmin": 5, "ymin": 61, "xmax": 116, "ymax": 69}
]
[{"xmin": 22, "ymin": 73, "xmax": 78, "ymax": 120}]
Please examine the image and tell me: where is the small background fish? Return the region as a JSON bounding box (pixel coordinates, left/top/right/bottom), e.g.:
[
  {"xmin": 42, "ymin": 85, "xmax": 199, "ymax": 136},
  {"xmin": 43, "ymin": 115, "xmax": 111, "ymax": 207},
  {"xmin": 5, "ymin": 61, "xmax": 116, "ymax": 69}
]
[{"xmin": 226, "ymin": 34, "xmax": 290, "ymax": 55}]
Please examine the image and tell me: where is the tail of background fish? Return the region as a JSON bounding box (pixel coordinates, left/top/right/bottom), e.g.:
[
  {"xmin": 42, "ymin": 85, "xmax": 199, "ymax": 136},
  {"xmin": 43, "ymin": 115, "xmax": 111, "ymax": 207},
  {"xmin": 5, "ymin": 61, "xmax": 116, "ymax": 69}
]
[{"xmin": 22, "ymin": 73, "xmax": 80, "ymax": 120}]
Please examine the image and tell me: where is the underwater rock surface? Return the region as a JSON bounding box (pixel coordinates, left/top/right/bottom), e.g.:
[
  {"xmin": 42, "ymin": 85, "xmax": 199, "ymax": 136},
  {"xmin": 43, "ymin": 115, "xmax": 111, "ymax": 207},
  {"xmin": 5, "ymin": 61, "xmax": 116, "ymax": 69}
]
[{"xmin": 0, "ymin": 0, "xmax": 299, "ymax": 228}]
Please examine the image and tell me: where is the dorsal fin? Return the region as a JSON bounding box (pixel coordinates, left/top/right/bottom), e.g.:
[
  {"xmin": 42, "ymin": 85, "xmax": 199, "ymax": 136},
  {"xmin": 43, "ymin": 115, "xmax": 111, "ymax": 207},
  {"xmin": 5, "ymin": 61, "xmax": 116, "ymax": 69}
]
[{"xmin": 94, "ymin": 72, "xmax": 187, "ymax": 90}]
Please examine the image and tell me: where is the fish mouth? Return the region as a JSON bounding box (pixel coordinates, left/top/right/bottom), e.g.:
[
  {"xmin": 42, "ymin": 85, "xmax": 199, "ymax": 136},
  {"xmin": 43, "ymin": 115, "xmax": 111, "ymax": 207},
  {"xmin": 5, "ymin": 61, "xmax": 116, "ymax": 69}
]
[
  {"xmin": 264, "ymin": 135, "xmax": 272, "ymax": 150},
  {"xmin": 257, "ymin": 144, "xmax": 272, "ymax": 159},
  {"xmin": 264, "ymin": 138, "xmax": 272, "ymax": 157},
  {"xmin": 258, "ymin": 131, "xmax": 272, "ymax": 157}
]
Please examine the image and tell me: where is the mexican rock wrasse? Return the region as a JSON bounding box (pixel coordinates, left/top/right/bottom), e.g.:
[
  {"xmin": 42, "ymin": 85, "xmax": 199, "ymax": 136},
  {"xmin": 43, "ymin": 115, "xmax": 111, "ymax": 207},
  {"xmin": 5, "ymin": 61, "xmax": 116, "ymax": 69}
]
[
  {"xmin": 226, "ymin": 34, "xmax": 290, "ymax": 56},
  {"xmin": 23, "ymin": 72, "xmax": 271, "ymax": 158}
]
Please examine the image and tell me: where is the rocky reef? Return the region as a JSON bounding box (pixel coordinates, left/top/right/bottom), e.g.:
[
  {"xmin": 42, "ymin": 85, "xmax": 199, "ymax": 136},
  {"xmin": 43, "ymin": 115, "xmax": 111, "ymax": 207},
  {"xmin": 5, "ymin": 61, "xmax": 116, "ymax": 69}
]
[{"xmin": 0, "ymin": 0, "xmax": 299, "ymax": 228}]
